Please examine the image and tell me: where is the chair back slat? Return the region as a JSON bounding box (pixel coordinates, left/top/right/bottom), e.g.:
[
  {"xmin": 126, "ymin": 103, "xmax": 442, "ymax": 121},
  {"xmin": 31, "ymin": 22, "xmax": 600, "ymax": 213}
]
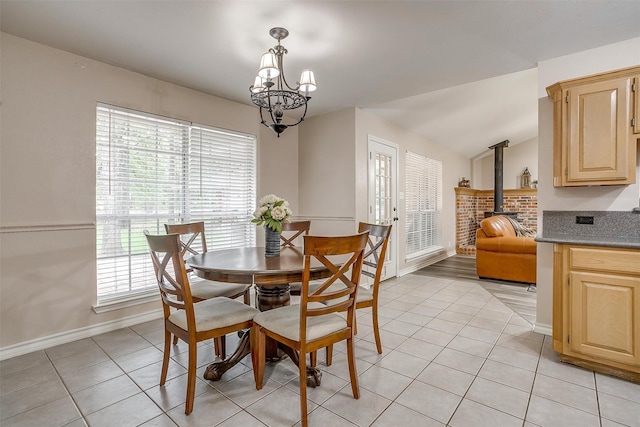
[
  {"xmin": 145, "ymin": 232, "xmax": 195, "ymax": 317},
  {"xmin": 358, "ymin": 222, "xmax": 392, "ymax": 290},
  {"xmin": 298, "ymin": 232, "xmax": 368, "ymax": 341},
  {"xmin": 280, "ymin": 220, "xmax": 311, "ymax": 248},
  {"xmin": 165, "ymin": 221, "xmax": 207, "ymax": 257}
]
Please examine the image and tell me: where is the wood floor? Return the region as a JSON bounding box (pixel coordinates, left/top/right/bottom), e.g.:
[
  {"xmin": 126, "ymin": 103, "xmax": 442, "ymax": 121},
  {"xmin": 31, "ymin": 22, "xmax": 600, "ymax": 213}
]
[{"xmin": 416, "ymin": 255, "xmax": 537, "ymax": 324}]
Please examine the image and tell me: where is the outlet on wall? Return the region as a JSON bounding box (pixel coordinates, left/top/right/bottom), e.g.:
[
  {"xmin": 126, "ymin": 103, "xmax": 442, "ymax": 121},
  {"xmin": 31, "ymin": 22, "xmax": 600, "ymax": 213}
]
[{"xmin": 576, "ymin": 216, "xmax": 594, "ymax": 225}]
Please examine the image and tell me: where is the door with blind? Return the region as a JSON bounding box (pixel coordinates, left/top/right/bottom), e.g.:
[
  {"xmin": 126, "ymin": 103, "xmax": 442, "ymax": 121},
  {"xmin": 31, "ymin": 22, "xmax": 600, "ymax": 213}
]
[{"xmin": 367, "ymin": 135, "xmax": 398, "ymax": 280}]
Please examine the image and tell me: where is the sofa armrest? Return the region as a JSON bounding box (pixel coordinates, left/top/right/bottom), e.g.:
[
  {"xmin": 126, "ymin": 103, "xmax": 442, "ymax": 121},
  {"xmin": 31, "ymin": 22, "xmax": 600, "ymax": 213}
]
[
  {"xmin": 476, "ymin": 236, "xmax": 537, "ymax": 255},
  {"xmin": 476, "ymin": 229, "xmax": 489, "ymax": 240}
]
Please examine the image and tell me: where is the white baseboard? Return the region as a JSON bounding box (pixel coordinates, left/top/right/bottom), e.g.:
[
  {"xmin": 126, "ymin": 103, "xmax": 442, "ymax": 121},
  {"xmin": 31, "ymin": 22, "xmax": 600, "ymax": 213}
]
[
  {"xmin": 398, "ymin": 252, "xmax": 449, "ymax": 276},
  {"xmin": 533, "ymin": 322, "xmax": 552, "ymax": 336},
  {"xmin": 0, "ymin": 309, "xmax": 163, "ymax": 361}
]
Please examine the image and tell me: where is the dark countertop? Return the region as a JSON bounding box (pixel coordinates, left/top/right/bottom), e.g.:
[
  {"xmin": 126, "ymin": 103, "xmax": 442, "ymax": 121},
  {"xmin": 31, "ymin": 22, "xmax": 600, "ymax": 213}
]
[
  {"xmin": 537, "ymin": 210, "xmax": 640, "ymax": 250},
  {"xmin": 535, "ymin": 234, "xmax": 640, "ymax": 249}
]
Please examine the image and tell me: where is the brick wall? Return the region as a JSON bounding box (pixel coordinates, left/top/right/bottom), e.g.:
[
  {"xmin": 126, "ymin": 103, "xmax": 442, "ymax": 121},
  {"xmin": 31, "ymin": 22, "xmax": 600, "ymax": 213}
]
[{"xmin": 455, "ymin": 187, "xmax": 537, "ymax": 255}]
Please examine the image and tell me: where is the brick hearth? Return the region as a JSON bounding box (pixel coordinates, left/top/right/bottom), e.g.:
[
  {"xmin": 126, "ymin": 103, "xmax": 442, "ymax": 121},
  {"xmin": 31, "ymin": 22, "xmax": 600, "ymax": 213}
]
[{"xmin": 455, "ymin": 187, "xmax": 537, "ymax": 255}]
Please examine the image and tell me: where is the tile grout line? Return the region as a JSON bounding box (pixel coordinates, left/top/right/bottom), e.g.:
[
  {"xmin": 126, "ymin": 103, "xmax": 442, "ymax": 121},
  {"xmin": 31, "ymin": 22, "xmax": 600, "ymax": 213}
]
[
  {"xmin": 43, "ymin": 347, "xmax": 87, "ymax": 426},
  {"xmin": 443, "ymin": 292, "xmax": 518, "ymax": 427}
]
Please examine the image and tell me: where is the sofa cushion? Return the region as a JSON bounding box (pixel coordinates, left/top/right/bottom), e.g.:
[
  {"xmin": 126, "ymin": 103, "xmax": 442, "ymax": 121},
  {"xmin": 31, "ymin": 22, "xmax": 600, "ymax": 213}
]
[{"xmin": 480, "ymin": 215, "xmax": 517, "ymax": 237}]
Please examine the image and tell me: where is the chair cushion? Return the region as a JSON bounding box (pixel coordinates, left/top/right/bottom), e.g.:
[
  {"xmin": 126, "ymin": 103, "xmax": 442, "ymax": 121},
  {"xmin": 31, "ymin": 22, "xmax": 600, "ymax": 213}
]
[
  {"xmin": 321, "ymin": 284, "xmax": 373, "ymax": 306},
  {"xmin": 289, "ymin": 280, "xmax": 323, "ymax": 294},
  {"xmin": 253, "ymin": 304, "xmax": 347, "ymax": 342},
  {"xmin": 356, "ymin": 286, "xmax": 374, "ymax": 303},
  {"xmin": 168, "ymin": 297, "xmax": 258, "ymax": 332},
  {"xmin": 189, "ymin": 278, "xmax": 250, "ymax": 300}
]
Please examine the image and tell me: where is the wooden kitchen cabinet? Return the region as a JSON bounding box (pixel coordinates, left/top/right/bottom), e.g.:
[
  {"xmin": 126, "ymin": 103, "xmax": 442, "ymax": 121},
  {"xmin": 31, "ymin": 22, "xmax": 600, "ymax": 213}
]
[
  {"xmin": 547, "ymin": 66, "xmax": 640, "ymax": 187},
  {"xmin": 553, "ymin": 244, "xmax": 640, "ymax": 382}
]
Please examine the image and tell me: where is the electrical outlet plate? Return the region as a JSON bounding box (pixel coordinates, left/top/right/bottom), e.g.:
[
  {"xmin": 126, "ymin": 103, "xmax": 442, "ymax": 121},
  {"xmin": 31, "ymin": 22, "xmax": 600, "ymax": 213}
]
[{"xmin": 576, "ymin": 216, "xmax": 594, "ymax": 225}]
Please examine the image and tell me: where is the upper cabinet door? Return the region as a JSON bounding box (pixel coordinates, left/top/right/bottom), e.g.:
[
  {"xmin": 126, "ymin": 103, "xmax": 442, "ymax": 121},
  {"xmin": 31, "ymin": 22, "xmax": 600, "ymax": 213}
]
[
  {"xmin": 547, "ymin": 66, "xmax": 639, "ymax": 187},
  {"xmin": 565, "ymin": 77, "xmax": 633, "ymax": 184}
]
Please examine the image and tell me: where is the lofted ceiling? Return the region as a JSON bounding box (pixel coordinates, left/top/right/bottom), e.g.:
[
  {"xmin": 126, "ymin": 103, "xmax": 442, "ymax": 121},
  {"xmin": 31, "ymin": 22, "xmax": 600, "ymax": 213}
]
[{"xmin": 2, "ymin": 1, "xmax": 639, "ymax": 158}]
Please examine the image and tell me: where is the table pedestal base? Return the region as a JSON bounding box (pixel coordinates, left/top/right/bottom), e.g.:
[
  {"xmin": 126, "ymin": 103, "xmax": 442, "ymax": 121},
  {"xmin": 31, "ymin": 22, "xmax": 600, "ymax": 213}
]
[
  {"xmin": 203, "ymin": 330, "xmax": 251, "ymax": 381},
  {"xmin": 255, "ymin": 284, "xmax": 290, "ymax": 311}
]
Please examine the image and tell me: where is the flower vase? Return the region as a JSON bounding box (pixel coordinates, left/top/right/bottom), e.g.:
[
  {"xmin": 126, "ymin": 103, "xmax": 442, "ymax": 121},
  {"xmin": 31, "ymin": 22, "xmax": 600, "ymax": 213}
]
[{"xmin": 264, "ymin": 226, "xmax": 281, "ymax": 257}]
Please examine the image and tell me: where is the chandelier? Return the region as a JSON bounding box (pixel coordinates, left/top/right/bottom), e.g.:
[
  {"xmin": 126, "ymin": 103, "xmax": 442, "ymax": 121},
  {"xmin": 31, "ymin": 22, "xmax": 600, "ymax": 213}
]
[{"xmin": 249, "ymin": 27, "xmax": 317, "ymax": 137}]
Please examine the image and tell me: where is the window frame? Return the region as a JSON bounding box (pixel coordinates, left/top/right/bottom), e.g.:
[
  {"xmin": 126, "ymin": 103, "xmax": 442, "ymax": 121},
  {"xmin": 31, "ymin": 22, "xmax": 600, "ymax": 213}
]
[
  {"xmin": 404, "ymin": 151, "xmax": 443, "ymax": 260},
  {"xmin": 94, "ymin": 103, "xmax": 256, "ymax": 309}
]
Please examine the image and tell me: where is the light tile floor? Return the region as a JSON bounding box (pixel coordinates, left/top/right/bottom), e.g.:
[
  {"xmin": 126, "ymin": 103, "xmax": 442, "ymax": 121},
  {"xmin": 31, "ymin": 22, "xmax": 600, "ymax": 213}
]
[{"xmin": 2, "ymin": 272, "xmax": 640, "ymax": 426}]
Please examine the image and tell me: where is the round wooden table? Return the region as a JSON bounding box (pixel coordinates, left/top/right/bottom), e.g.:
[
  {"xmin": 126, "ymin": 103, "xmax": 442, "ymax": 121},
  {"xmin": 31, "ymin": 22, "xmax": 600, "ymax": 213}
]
[
  {"xmin": 187, "ymin": 246, "xmax": 334, "ymax": 310},
  {"xmin": 186, "ymin": 246, "xmax": 334, "ymax": 386}
]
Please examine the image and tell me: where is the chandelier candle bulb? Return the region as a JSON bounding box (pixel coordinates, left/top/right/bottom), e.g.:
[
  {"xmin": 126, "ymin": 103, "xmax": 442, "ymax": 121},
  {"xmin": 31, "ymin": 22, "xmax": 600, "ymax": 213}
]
[
  {"xmin": 258, "ymin": 52, "xmax": 279, "ymax": 79},
  {"xmin": 251, "ymin": 76, "xmax": 266, "ymax": 93},
  {"xmin": 299, "ymin": 70, "xmax": 317, "ymax": 93}
]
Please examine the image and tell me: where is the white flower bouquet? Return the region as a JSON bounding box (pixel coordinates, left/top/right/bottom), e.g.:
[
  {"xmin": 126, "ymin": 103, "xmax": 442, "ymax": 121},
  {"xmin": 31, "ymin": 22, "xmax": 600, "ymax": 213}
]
[{"xmin": 251, "ymin": 194, "xmax": 292, "ymax": 232}]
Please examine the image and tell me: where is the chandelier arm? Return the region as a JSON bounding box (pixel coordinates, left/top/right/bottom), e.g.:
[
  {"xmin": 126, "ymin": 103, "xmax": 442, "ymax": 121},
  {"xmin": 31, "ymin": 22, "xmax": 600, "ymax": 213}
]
[
  {"xmin": 276, "ymin": 61, "xmax": 298, "ymax": 92},
  {"xmin": 285, "ymin": 100, "xmax": 308, "ymax": 127},
  {"xmin": 258, "ymin": 103, "xmax": 307, "ymax": 128},
  {"xmin": 263, "ymin": 87, "xmax": 280, "ymax": 127},
  {"xmin": 258, "ymin": 107, "xmax": 269, "ymax": 128}
]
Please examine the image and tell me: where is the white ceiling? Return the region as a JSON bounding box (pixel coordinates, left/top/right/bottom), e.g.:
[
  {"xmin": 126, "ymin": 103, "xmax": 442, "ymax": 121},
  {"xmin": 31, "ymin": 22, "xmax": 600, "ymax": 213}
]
[{"xmin": 2, "ymin": 1, "xmax": 639, "ymax": 158}]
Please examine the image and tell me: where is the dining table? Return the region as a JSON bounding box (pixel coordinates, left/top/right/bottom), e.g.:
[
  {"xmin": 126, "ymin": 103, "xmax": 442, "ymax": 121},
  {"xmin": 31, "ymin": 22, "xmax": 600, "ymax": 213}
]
[{"xmin": 186, "ymin": 246, "xmax": 338, "ymax": 387}]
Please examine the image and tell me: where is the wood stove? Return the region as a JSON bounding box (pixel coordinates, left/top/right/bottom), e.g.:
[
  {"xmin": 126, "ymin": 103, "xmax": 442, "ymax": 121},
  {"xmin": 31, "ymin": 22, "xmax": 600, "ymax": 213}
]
[{"xmin": 485, "ymin": 140, "xmax": 519, "ymax": 219}]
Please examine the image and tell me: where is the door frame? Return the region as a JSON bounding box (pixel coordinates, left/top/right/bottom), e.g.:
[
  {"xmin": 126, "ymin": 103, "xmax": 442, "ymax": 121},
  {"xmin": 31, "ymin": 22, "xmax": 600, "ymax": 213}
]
[{"xmin": 367, "ymin": 134, "xmax": 399, "ymax": 280}]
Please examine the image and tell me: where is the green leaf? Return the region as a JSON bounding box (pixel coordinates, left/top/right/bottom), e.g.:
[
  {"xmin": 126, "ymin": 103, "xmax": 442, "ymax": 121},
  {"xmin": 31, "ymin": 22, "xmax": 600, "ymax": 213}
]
[{"xmin": 264, "ymin": 218, "xmax": 283, "ymax": 233}]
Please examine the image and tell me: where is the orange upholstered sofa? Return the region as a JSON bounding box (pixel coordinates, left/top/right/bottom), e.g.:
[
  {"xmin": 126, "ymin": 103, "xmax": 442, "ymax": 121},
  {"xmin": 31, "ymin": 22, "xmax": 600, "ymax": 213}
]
[{"xmin": 475, "ymin": 215, "xmax": 537, "ymax": 284}]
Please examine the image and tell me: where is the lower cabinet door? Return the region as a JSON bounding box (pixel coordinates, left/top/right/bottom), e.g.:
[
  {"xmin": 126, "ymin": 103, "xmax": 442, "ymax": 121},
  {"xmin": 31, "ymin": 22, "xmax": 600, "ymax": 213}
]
[{"xmin": 569, "ymin": 271, "xmax": 640, "ymax": 366}]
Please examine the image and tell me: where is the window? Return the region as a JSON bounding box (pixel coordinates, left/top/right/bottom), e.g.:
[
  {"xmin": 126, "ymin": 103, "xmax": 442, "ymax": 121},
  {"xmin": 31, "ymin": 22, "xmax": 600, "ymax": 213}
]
[
  {"xmin": 404, "ymin": 151, "xmax": 442, "ymax": 259},
  {"xmin": 96, "ymin": 104, "xmax": 256, "ymax": 304}
]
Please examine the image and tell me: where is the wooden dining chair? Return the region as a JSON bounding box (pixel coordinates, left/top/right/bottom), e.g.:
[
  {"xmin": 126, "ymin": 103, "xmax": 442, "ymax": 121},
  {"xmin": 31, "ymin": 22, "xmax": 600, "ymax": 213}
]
[
  {"xmin": 280, "ymin": 220, "xmax": 311, "ymax": 248},
  {"xmin": 323, "ymin": 222, "xmax": 392, "ymax": 365},
  {"xmin": 165, "ymin": 221, "xmax": 252, "ymax": 356},
  {"xmin": 145, "ymin": 233, "xmax": 258, "ymax": 415},
  {"xmin": 280, "ymin": 220, "xmax": 311, "ymax": 296},
  {"xmin": 251, "ymin": 231, "xmax": 369, "ymax": 427}
]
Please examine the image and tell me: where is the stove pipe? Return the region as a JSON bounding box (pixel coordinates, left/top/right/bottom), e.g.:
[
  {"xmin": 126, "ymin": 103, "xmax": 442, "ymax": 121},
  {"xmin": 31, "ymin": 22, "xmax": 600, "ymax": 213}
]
[{"xmin": 488, "ymin": 140, "xmax": 509, "ymax": 213}]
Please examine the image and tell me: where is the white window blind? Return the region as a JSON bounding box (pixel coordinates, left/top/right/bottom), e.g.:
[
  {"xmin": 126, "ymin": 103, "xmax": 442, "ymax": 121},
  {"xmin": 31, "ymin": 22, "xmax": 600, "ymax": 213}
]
[
  {"xmin": 405, "ymin": 151, "xmax": 442, "ymax": 259},
  {"xmin": 96, "ymin": 104, "xmax": 256, "ymax": 302}
]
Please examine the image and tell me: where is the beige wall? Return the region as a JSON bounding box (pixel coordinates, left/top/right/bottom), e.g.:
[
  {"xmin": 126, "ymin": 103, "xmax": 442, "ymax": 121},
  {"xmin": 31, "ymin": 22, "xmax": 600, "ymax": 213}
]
[
  {"xmin": 534, "ymin": 37, "xmax": 640, "ymax": 333},
  {"xmin": 0, "ymin": 34, "xmax": 298, "ymax": 351},
  {"xmin": 354, "ymin": 108, "xmax": 470, "ymax": 272},
  {"xmin": 297, "ymin": 108, "xmax": 357, "ymax": 236},
  {"xmin": 473, "ymin": 137, "xmax": 539, "ymax": 190}
]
